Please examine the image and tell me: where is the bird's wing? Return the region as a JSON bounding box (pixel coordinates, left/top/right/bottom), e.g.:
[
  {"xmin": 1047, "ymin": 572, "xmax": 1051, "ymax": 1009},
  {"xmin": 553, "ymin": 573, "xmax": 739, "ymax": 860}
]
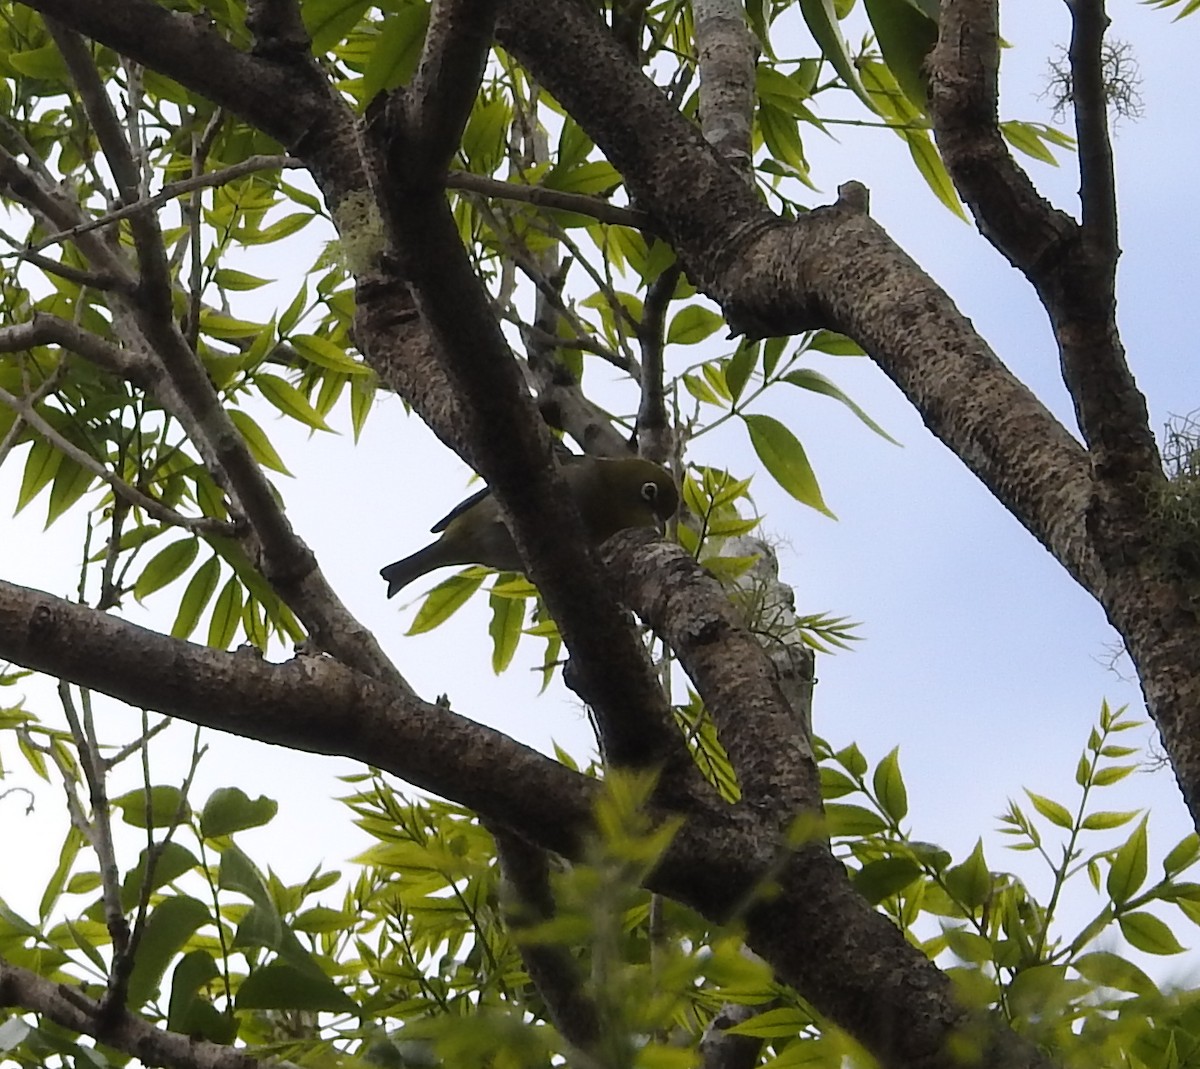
[{"xmin": 430, "ymin": 484, "xmax": 493, "ymax": 532}]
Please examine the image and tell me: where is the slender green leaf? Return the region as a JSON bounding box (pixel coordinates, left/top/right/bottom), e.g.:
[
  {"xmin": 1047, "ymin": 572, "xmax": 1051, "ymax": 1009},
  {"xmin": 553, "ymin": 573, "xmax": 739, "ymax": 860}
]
[
  {"xmin": 873, "ymin": 746, "xmax": 908, "ymax": 822},
  {"xmin": 134, "ymin": 538, "xmax": 199, "ymax": 602},
  {"xmin": 1025, "ymin": 789, "xmax": 1073, "ymax": 829},
  {"xmin": 407, "ymin": 571, "xmax": 487, "ymax": 634},
  {"xmin": 743, "ymin": 413, "xmax": 835, "ymax": 517},
  {"xmin": 126, "ymin": 896, "xmax": 211, "ymax": 1010},
  {"xmin": 255, "ymin": 372, "xmax": 334, "ymax": 431},
  {"xmin": 207, "ymin": 576, "xmax": 243, "ymax": 649},
  {"xmin": 1107, "ymin": 817, "xmax": 1149, "ymax": 905},
  {"xmin": 171, "ymin": 556, "xmax": 221, "ymax": 639},
  {"xmin": 863, "ymin": 0, "xmax": 938, "ymax": 110},
  {"xmin": 782, "ymin": 369, "xmax": 899, "ymax": 443},
  {"xmin": 797, "ymin": 0, "xmax": 873, "ymax": 109},
  {"xmin": 488, "ymin": 588, "xmax": 524, "ymax": 674},
  {"xmin": 229, "ymin": 409, "xmax": 292, "ymax": 475},
  {"xmin": 15, "ymin": 438, "xmax": 62, "ymax": 514}
]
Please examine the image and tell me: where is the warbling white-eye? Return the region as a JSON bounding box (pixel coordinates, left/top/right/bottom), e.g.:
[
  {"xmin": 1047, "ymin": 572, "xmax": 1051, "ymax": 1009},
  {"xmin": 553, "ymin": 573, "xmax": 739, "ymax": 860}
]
[{"xmin": 380, "ymin": 456, "xmax": 678, "ymax": 597}]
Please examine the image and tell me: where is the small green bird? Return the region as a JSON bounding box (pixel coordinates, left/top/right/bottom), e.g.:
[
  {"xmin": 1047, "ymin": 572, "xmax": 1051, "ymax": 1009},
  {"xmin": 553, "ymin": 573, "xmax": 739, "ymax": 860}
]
[{"xmin": 380, "ymin": 456, "xmax": 678, "ymax": 597}]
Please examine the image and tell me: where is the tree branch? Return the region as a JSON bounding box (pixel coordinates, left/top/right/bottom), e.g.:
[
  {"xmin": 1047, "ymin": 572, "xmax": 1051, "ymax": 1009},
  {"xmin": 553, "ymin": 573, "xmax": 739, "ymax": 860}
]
[
  {"xmin": 1069, "ymin": 0, "xmax": 1119, "ymax": 256},
  {"xmin": 927, "ymin": 0, "xmax": 1159, "ymax": 490},
  {"xmin": 0, "ymin": 958, "xmax": 260, "ymax": 1069},
  {"xmin": 406, "ymin": 0, "xmax": 498, "ymax": 182},
  {"xmin": 492, "ymin": 826, "xmax": 605, "ymax": 1058},
  {"xmin": 0, "ymin": 578, "xmax": 598, "ymax": 855}
]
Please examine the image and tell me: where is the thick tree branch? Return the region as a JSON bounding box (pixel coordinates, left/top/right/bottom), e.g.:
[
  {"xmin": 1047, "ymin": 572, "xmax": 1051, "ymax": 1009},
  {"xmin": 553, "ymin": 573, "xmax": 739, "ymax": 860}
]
[
  {"xmin": 0, "ymin": 578, "xmax": 597, "ymax": 855},
  {"xmin": 605, "ymin": 531, "xmax": 818, "ymax": 815},
  {"xmin": 0, "ymin": 959, "xmax": 259, "ymax": 1069},
  {"xmin": 496, "ymin": 1, "xmax": 1101, "ymax": 591},
  {"xmin": 406, "ymin": 0, "xmax": 498, "ymax": 181},
  {"xmin": 693, "ymin": 0, "xmax": 756, "ymax": 180}
]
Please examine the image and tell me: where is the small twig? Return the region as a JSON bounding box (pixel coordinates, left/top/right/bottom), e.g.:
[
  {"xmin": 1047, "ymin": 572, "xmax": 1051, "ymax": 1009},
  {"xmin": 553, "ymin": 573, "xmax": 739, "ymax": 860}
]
[
  {"xmin": 57, "ymin": 682, "xmax": 131, "ymax": 966},
  {"xmin": 15, "ymin": 155, "xmax": 300, "ymax": 256},
  {"xmin": 447, "ymin": 170, "xmax": 653, "ymax": 231},
  {"xmin": 103, "ymin": 716, "xmax": 173, "ymax": 771}
]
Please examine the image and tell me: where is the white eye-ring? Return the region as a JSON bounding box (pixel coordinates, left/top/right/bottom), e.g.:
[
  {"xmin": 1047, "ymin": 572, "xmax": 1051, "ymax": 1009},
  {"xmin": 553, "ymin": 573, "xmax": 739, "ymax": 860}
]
[{"xmin": 641, "ymin": 480, "xmax": 658, "ymax": 502}]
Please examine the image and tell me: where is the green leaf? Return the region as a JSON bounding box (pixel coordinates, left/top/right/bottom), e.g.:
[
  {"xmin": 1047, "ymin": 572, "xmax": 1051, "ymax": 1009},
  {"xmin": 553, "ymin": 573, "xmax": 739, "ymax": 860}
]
[
  {"xmin": 290, "ymin": 333, "xmax": 370, "ymax": 375},
  {"xmin": 126, "ymin": 896, "xmax": 211, "ymax": 1010},
  {"xmin": 781, "ymin": 369, "xmax": 899, "ymax": 443},
  {"xmin": 46, "ymin": 458, "xmax": 94, "ymax": 527},
  {"xmin": 1107, "ymin": 817, "xmax": 1149, "ymax": 905},
  {"xmin": 872, "ymin": 746, "xmax": 908, "ymax": 822},
  {"xmin": 1093, "ymin": 764, "xmax": 1136, "ymax": 786},
  {"xmin": 171, "ymin": 556, "xmax": 221, "ymax": 640},
  {"xmin": 904, "ymin": 128, "xmax": 967, "ymax": 219},
  {"xmin": 168, "ymin": 950, "xmax": 235, "ymax": 1043},
  {"xmin": 1080, "ymin": 809, "xmax": 1140, "ymax": 832},
  {"xmin": 1118, "ymin": 911, "xmax": 1186, "ymax": 955},
  {"xmin": 255, "ymin": 372, "xmax": 334, "ymax": 431},
  {"xmin": 758, "ymin": 100, "xmax": 808, "ymax": 174},
  {"xmin": 121, "ymin": 842, "xmax": 200, "ymax": 912},
  {"xmin": 835, "ymin": 742, "xmax": 868, "ymax": 777},
  {"xmin": 743, "ymin": 413, "xmax": 835, "ymax": 517},
  {"xmin": 1164, "ymin": 833, "xmax": 1200, "ymax": 877},
  {"xmin": 111, "ymin": 786, "xmax": 190, "ymax": 829},
  {"xmin": 488, "ymin": 588, "xmax": 524, "ymax": 674},
  {"xmin": 236, "ymin": 960, "xmax": 358, "ymax": 1012},
  {"xmin": 725, "ymin": 341, "xmax": 758, "ymax": 404},
  {"xmin": 15, "ymin": 438, "xmax": 62, "ymax": 514},
  {"xmin": 407, "ymin": 570, "xmax": 487, "ymax": 634},
  {"xmin": 1073, "ymin": 950, "xmax": 1159, "ymax": 997},
  {"xmin": 350, "ymin": 373, "xmax": 377, "ymax": 442},
  {"xmin": 1000, "ymin": 121, "xmax": 1062, "ymax": 166},
  {"xmin": 825, "ymin": 803, "xmax": 887, "ymax": 836},
  {"xmin": 862, "ymin": 0, "xmax": 938, "ymax": 110},
  {"xmin": 38, "ymin": 827, "xmax": 83, "ymax": 922},
  {"xmin": 667, "ymin": 305, "xmax": 724, "ymax": 345},
  {"xmin": 200, "ymin": 787, "xmax": 279, "ymax": 839},
  {"xmin": 797, "ymin": 0, "xmax": 874, "ymax": 109},
  {"xmin": 945, "ymin": 840, "xmax": 991, "ymax": 909},
  {"xmin": 1025, "ymin": 789, "xmax": 1073, "ymax": 830},
  {"xmin": 852, "ymin": 857, "xmax": 921, "ymax": 903},
  {"xmin": 213, "ymin": 268, "xmax": 272, "ymax": 291},
  {"xmin": 361, "ymin": 5, "xmax": 430, "ymax": 102},
  {"xmin": 725, "ymin": 1007, "xmax": 810, "ymax": 1038},
  {"xmin": 229, "ymin": 409, "xmax": 291, "ymax": 475},
  {"xmin": 134, "ymin": 538, "xmax": 199, "ymax": 602},
  {"xmin": 207, "ymin": 576, "xmax": 243, "ymax": 649}
]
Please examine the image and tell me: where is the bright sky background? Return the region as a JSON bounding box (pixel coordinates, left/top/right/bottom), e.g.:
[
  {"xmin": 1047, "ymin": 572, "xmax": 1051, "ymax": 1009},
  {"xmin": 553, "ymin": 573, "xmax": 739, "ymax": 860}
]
[{"xmin": 2, "ymin": 0, "xmax": 1198, "ymax": 985}]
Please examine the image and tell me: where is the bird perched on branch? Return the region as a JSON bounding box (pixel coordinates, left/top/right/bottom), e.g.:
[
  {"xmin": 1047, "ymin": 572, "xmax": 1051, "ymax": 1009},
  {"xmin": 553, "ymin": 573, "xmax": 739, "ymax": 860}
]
[{"xmin": 380, "ymin": 456, "xmax": 678, "ymax": 597}]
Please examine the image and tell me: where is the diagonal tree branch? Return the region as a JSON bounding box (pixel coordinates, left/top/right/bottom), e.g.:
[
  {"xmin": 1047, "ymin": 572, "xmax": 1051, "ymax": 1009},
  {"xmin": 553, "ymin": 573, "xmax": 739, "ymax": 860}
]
[
  {"xmin": 0, "ymin": 578, "xmax": 598, "ymax": 855},
  {"xmin": 405, "ymin": 0, "xmax": 499, "ymax": 182}
]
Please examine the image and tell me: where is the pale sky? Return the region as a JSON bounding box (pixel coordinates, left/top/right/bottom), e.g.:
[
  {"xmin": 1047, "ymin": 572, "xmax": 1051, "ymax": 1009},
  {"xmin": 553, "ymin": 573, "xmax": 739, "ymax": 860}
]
[{"xmin": 2, "ymin": 0, "xmax": 1197, "ymax": 982}]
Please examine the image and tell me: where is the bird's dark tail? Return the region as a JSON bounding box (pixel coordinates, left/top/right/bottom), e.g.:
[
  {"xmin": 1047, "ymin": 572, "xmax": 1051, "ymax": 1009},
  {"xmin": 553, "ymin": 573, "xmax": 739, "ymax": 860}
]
[{"xmin": 380, "ymin": 544, "xmax": 446, "ymax": 599}]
